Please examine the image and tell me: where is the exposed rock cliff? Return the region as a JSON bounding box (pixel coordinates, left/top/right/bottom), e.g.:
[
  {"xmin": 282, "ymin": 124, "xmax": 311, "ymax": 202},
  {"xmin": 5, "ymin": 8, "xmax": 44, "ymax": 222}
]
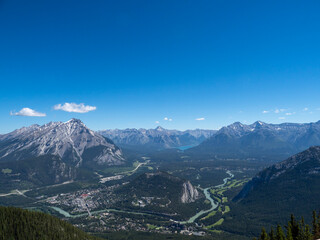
[{"xmin": 181, "ymin": 181, "xmax": 199, "ymax": 203}]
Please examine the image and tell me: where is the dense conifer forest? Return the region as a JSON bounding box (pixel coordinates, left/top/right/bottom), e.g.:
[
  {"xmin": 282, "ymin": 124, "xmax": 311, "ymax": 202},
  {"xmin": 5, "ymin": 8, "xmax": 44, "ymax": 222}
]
[
  {"xmin": 255, "ymin": 211, "xmax": 320, "ymax": 240},
  {"xmin": 0, "ymin": 206, "xmax": 100, "ymax": 240}
]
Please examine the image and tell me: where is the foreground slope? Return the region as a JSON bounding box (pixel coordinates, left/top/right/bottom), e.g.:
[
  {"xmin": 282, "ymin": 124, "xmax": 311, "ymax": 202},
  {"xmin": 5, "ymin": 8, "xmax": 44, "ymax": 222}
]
[
  {"xmin": 0, "ymin": 206, "xmax": 100, "ymax": 240},
  {"xmin": 220, "ymin": 146, "xmax": 320, "ymax": 237}
]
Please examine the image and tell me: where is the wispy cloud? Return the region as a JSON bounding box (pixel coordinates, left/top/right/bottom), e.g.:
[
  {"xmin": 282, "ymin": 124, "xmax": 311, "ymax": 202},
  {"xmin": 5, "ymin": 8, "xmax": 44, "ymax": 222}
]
[
  {"xmin": 164, "ymin": 117, "xmax": 172, "ymax": 121},
  {"xmin": 54, "ymin": 103, "xmax": 96, "ymax": 113},
  {"xmin": 303, "ymin": 107, "xmax": 308, "ymax": 111},
  {"xmin": 274, "ymin": 109, "xmax": 286, "ymax": 114},
  {"xmin": 10, "ymin": 108, "xmax": 46, "ymax": 117},
  {"xmin": 195, "ymin": 117, "xmax": 205, "ymax": 121},
  {"xmin": 155, "ymin": 121, "xmax": 160, "ymax": 124},
  {"xmin": 262, "ymin": 110, "xmax": 269, "ymax": 114},
  {"xmin": 285, "ymin": 112, "xmax": 296, "ymax": 116},
  {"xmin": 279, "ymin": 117, "xmax": 285, "ymax": 120}
]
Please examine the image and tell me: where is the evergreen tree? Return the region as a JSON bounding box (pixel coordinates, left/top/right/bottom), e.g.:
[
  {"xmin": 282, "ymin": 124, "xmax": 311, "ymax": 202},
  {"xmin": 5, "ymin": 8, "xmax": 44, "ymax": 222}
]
[
  {"xmin": 276, "ymin": 224, "xmax": 285, "ymax": 240},
  {"xmin": 259, "ymin": 228, "xmax": 270, "ymax": 240},
  {"xmin": 269, "ymin": 228, "xmax": 276, "ymax": 240},
  {"xmin": 286, "ymin": 224, "xmax": 294, "ymax": 240},
  {"xmin": 289, "ymin": 214, "xmax": 299, "ymax": 240},
  {"xmin": 304, "ymin": 225, "xmax": 313, "ymax": 240},
  {"xmin": 312, "ymin": 211, "xmax": 320, "ymax": 239}
]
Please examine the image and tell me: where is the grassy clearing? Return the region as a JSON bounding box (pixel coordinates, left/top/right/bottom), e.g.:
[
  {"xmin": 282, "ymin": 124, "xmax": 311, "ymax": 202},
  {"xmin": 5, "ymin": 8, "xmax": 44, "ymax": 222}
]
[
  {"xmin": 201, "ymin": 210, "xmax": 217, "ymax": 220},
  {"xmin": 222, "ymin": 206, "xmax": 230, "ymax": 214},
  {"xmin": 205, "ymin": 218, "xmax": 224, "ymax": 229},
  {"xmin": 147, "ymin": 224, "xmax": 157, "ymax": 230},
  {"xmin": 1, "ymin": 168, "xmax": 12, "ymax": 174}
]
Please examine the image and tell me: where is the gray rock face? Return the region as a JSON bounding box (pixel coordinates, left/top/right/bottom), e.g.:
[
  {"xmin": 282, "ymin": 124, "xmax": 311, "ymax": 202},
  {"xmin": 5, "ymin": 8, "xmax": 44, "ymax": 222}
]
[
  {"xmin": 0, "ymin": 118, "xmax": 124, "ymax": 167},
  {"xmin": 98, "ymin": 127, "xmax": 216, "ymax": 150},
  {"xmin": 181, "ymin": 181, "xmax": 199, "ymax": 203}
]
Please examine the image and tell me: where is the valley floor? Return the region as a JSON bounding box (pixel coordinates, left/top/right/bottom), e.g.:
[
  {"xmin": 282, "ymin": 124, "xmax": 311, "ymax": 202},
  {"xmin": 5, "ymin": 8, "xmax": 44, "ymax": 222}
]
[{"xmin": 0, "ymin": 154, "xmax": 267, "ymax": 239}]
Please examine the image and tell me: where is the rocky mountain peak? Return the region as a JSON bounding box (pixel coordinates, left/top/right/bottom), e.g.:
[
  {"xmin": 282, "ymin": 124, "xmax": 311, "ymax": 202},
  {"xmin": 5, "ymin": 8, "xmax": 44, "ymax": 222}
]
[
  {"xmin": 155, "ymin": 126, "xmax": 165, "ymax": 131},
  {"xmin": 0, "ymin": 119, "xmax": 124, "ymax": 167},
  {"xmin": 251, "ymin": 121, "xmax": 265, "ymax": 129},
  {"xmin": 65, "ymin": 118, "xmax": 84, "ymax": 125}
]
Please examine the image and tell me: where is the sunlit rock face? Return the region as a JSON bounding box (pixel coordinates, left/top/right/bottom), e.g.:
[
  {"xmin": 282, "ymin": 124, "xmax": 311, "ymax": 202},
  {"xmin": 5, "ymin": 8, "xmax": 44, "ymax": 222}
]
[
  {"xmin": 0, "ymin": 118, "xmax": 124, "ymax": 167},
  {"xmin": 181, "ymin": 181, "xmax": 199, "ymax": 203}
]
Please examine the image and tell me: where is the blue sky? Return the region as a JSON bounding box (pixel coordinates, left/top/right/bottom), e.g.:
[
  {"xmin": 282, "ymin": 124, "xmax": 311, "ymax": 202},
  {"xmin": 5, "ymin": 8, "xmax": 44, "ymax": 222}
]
[{"xmin": 1, "ymin": 0, "xmax": 320, "ymax": 133}]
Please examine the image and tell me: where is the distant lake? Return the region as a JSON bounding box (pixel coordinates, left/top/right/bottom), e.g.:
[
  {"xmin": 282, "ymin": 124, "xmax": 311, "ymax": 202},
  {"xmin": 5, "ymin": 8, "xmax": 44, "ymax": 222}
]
[{"xmin": 176, "ymin": 145, "xmax": 197, "ymax": 151}]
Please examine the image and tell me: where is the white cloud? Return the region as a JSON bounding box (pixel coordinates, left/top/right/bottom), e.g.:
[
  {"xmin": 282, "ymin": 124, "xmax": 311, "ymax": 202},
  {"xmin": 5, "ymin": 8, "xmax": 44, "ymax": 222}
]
[
  {"xmin": 155, "ymin": 121, "xmax": 160, "ymax": 124},
  {"xmin": 164, "ymin": 117, "xmax": 172, "ymax": 121},
  {"xmin": 196, "ymin": 117, "xmax": 205, "ymax": 121},
  {"xmin": 168, "ymin": 118, "xmax": 172, "ymax": 121},
  {"xmin": 303, "ymin": 107, "xmax": 308, "ymax": 111},
  {"xmin": 274, "ymin": 109, "xmax": 286, "ymax": 114},
  {"xmin": 54, "ymin": 103, "xmax": 96, "ymax": 113},
  {"xmin": 10, "ymin": 108, "xmax": 46, "ymax": 117},
  {"xmin": 262, "ymin": 110, "xmax": 269, "ymax": 114},
  {"xmin": 285, "ymin": 112, "xmax": 296, "ymax": 116},
  {"xmin": 279, "ymin": 117, "xmax": 285, "ymax": 120}
]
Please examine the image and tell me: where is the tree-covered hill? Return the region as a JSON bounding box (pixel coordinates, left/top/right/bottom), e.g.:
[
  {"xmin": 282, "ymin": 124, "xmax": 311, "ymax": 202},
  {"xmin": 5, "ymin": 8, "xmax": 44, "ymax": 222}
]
[
  {"xmin": 217, "ymin": 146, "xmax": 320, "ymax": 238},
  {"xmin": 0, "ymin": 206, "xmax": 101, "ymax": 240}
]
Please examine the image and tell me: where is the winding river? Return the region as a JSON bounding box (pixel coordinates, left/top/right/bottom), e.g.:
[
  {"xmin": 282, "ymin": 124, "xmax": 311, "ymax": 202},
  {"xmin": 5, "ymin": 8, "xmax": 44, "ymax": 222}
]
[
  {"xmin": 179, "ymin": 170, "xmax": 234, "ymax": 224},
  {"xmin": 50, "ymin": 206, "xmax": 157, "ymax": 218},
  {"xmin": 50, "ymin": 170, "xmax": 234, "ymax": 224}
]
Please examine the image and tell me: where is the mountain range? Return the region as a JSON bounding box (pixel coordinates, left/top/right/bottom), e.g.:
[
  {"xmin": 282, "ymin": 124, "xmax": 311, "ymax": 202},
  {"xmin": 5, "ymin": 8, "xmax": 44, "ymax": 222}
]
[
  {"xmin": 0, "ymin": 119, "xmax": 124, "ymax": 189},
  {"xmin": 98, "ymin": 127, "xmax": 216, "ymax": 151},
  {"xmin": 188, "ymin": 120, "xmax": 320, "ymax": 159}
]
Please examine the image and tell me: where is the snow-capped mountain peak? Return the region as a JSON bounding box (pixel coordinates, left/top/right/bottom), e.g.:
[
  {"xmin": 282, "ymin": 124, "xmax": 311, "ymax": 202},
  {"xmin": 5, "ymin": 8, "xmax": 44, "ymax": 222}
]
[{"xmin": 0, "ymin": 119, "xmax": 124, "ymax": 167}]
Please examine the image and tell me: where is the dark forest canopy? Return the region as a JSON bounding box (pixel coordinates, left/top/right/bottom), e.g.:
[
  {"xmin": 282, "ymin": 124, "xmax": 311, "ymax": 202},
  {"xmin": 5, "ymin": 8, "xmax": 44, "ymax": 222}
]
[
  {"xmin": 0, "ymin": 206, "xmax": 101, "ymax": 240},
  {"xmin": 255, "ymin": 211, "xmax": 320, "ymax": 240}
]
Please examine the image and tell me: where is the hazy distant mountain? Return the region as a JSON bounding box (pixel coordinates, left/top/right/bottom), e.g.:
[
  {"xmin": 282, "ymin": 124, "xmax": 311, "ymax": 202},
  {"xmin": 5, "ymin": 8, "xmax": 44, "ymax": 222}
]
[
  {"xmin": 98, "ymin": 127, "xmax": 216, "ymax": 151},
  {"xmin": 189, "ymin": 120, "xmax": 320, "ymax": 159},
  {"xmin": 0, "ymin": 119, "xmax": 124, "ymax": 188}
]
